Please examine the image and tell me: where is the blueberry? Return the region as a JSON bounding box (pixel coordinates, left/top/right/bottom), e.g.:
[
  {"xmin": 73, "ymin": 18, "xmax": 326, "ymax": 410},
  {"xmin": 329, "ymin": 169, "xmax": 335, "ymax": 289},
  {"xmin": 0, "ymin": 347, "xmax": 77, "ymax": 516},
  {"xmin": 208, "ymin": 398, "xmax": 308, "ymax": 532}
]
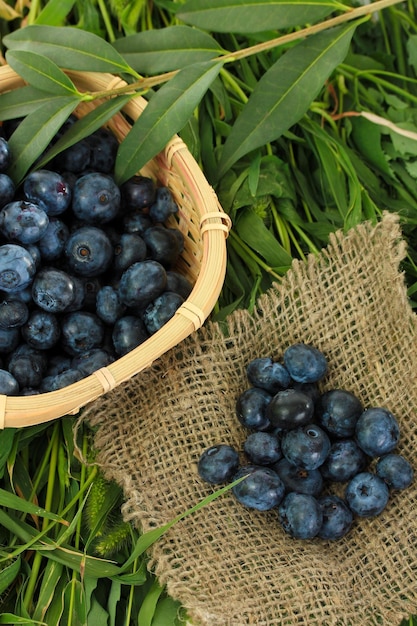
[
  {"xmin": 96, "ymin": 285, "xmax": 126, "ymax": 325},
  {"xmin": 0, "ymin": 201, "xmax": 49, "ymax": 244},
  {"xmin": 375, "ymin": 453, "xmax": 414, "ymax": 490},
  {"xmin": 149, "ymin": 186, "xmax": 178, "ymax": 222},
  {"xmin": 345, "ymin": 471, "xmax": 390, "ymax": 517},
  {"xmin": 112, "ymin": 315, "xmax": 149, "ymax": 356},
  {"xmin": 318, "ymin": 495, "xmax": 353, "ymax": 540},
  {"xmin": 118, "ymin": 260, "xmax": 167, "ymax": 308},
  {"xmin": 316, "ymin": 389, "xmax": 363, "ymax": 438},
  {"xmin": 23, "ymin": 170, "xmax": 72, "ymax": 216},
  {"xmin": 0, "ymin": 326, "xmax": 20, "ymax": 353},
  {"xmin": 143, "ymin": 225, "xmax": 183, "ymax": 268},
  {"xmin": 38, "ymin": 218, "xmax": 69, "ymax": 261},
  {"xmin": 32, "ymin": 268, "xmax": 76, "ymax": 313},
  {"xmin": 197, "ymin": 444, "xmax": 240, "ymax": 484},
  {"xmin": 7, "ymin": 345, "xmax": 47, "ymax": 389},
  {"xmin": 281, "ymin": 424, "xmax": 331, "ymax": 470},
  {"xmin": 243, "ymin": 431, "xmax": 282, "ymax": 466},
  {"xmin": 113, "ymin": 232, "xmax": 147, "ymax": 273},
  {"xmin": 46, "ymin": 354, "xmax": 72, "ymax": 377},
  {"xmin": 0, "ymin": 174, "xmax": 15, "ymax": 208},
  {"xmin": 283, "ymin": 343, "xmax": 327, "ymax": 383},
  {"xmin": 235, "ymin": 387, "xmax": 273, "ymax": 431},
  {"xmin": 355, "ymin": 407, "xmax": 400, "ymax": 457},
  {"xmin": 278, "ymin": 492, "xmax": 323, "ymax": 539},
  {"xmin": 40, "ymin": 367, "xmax": 84, "ymax": 391},
  {"xmin": 290, "ymin": 381, "xmax": 321, "ymax": 405},
  {"xmin": 320, "ymin": 439, "xmax": 368, "ymax": 483},
  {"xmin": 0, "ymin": 299, "xmax": 29, "ymax": 329},
  {"xmin": 71, "ymin": 348, "xmax": 115, "ymax": 376},
  {"xmin": 142, "ymin": 291, "xmax": 184, "ymax": 334},
  {"xmin": 246, "ymin": 357, "xmax": 291, "ymax": 394},
  {"xmin": 122, "ymin": 210, "xmax": 153, "ymax": 235},
  {"xmin": 265, "ymin": 388, "xmax": 314, "ymax": 430},
  {"xmin": 272, "ymin": 457, "xmax": 323, "ymax": 496},
  {"xmin": 85, "ymin": 128, "xmax": 118, "ymax": 173},
  {"xmin": 121, "ymin": 175, "xmax": 156, "ymax": 210},
  {"xmin": 165, "ymin": 271, "xmax": 193, "ymax": 299},
  {"xmin": 65, "ymin": 226, "xmax": 113, "ymax": 277},
  {"xmin": 232, "ymin": 465, "xmax": 285, "ymax": 511},
  {"xmin": 0, "ymin": 138, "xmax": 11, "ymax": 171},
  {"xmin": 21, "ymin": 309, "xmax": 61, "ymax": 350},
  {"xmin": 0, "ymin": 369, "xmax": 19, "ymax": 394},
  {"xmin": 72, "ymin": 172, "xmax": 121, "ymax": 224},
  {"xmin": 54, "ymin": 138, "xmax": 91, "ymax": 173},
  {"xmin": 60, "ymin": 311, "xmax": 104, "ymax": 356}
]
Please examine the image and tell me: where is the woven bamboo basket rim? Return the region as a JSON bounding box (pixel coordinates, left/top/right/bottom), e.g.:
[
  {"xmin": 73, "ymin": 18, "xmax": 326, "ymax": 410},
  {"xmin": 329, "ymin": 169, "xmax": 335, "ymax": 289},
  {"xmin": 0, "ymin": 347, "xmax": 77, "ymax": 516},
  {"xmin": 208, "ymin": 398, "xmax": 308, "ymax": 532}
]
[{"xmin": 0, "ymin": 64, "xmax": 231, "ymax": 429}]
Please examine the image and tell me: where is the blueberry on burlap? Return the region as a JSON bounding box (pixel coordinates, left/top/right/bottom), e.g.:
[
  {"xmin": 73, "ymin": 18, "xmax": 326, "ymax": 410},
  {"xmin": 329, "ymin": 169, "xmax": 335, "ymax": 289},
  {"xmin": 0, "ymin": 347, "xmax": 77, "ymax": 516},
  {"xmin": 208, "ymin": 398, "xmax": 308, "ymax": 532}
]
[{"xmin": 81, "ymin": 213, "xmax": 417, "ymax": 626}]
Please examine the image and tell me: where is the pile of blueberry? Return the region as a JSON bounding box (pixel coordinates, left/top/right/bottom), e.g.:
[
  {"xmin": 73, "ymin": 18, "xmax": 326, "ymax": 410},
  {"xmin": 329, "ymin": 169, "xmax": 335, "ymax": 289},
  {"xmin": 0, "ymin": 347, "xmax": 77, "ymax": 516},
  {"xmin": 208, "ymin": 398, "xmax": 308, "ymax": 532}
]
[
  {"xmin": 197, "ymin": 343, "xmax": 414, "ymax": 540},
  {"xmin": 0, "ymin": 119, "xmax": 193, "ymax": 395}
]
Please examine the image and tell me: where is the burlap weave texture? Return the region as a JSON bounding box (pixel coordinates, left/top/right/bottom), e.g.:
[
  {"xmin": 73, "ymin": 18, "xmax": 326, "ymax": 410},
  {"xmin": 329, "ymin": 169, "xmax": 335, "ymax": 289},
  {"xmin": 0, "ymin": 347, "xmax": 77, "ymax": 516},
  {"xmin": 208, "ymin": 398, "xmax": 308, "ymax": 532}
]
[{"xmin": 83, "ymin": 213, "xmax": 417, "ymax": 626}]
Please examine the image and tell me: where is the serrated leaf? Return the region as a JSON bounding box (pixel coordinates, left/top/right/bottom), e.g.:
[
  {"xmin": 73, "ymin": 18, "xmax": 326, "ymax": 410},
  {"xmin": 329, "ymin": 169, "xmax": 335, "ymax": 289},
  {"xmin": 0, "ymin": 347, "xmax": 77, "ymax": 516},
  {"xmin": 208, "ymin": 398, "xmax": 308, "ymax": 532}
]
[
  {"xmin": 112, "ymin": 25, "xmax": 224, "ymax": 74},
  {"xmin": 7, "ymin": 95, "xmax": 80, "ymax": 185},
  {"xmin": 0, "ymin": 86, "xmax": 63, "ymax": 121},
  {"xmin": 216, "ymin": 22, "xmax": 358, "ymax": 179},
  {"xmin": 5, "ymin": 50, "xmax": 80, "ymax": 96},
  {"xmin": 177, "ymin": 0, "xmax": 346, "ymax": 34},
  {"xmin": 3, "ymin": 25, "xmax": 138, "ymax": 78},
  {"xmin": 35, "ymin": 94, "xmax": 133, "ymax": 171},
  {"xmin": 115, "ymin": 60, "xmax": 223, "ymax": 185}
]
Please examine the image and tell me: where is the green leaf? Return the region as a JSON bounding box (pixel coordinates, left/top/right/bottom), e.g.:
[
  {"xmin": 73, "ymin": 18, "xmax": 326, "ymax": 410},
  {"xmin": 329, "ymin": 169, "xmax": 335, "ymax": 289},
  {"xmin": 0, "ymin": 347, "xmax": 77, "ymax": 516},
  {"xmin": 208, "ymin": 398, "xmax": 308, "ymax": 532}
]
[
  {"xmin": 0, "ymin": 487, "xmax": 68, "ymax": 525},
  {"xmin": 0, "ymin": 558, "xmax": 21, "ymax": 596},
  {"xmin": 7, "ymin": 95, "xmax": 80, "ymax": 185},
  {"xmin": 0, "ymin": 86, "xmax": 63, "ymax": 122},
  {"xmin": 216, "ymin": 22, "xmax": 359, "ymax": 179},
  {"xmin": 0, "ymin": 615, "xmax": 46, "ymax": 625},
  {"xmin": 115, "ymin": 59, "xmax": 223, "ymax": 185},
  {"xmin": 62, "ymin": 579, "xmax": 87, "ymax": 626},
  {"xmin": 350, "ymin": 115, "xmax": 393, "ymax": 177},
  {"xmin": 0, "ymin": 429, "xmax": 17, "ymax": 479},
  {"xmin": 3, "ymin": 25, "xmax": 138, "ymax": 78},
  {"xmin": 35, "ymin": 94, "xmax": 133, "ymax": 171},
  {"xmin": 32, "ymin": 561, "xmax": 65, "ymax": 622},
  {"xmin": 34, "ymin": 0, "xmax": 77, "ymax": 25},
  {"xmin": 5, "ymin": 50, "xmax": 80, "ymax": 96},
  {"xmin": 137, "ymin": 579, "xmax": 164, "ymax": 626},
  {"xmin": 112, "ymin": 25, "xmax": 224, "ymax": 74},
  {"xmin": 177, "ymin": 0, "xmax": 347, "ymax": 34},
  {"xmin": 235, "ymin": 208, "xmax": 293, "ymax": 267}
]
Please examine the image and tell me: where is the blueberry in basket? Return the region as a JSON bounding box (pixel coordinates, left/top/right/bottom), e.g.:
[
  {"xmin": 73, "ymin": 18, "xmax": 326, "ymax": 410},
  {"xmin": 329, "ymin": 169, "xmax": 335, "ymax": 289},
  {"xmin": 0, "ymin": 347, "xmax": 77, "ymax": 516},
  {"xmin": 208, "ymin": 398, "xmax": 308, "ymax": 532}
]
[
  {"xmin": 0, "ymin": 127, "xmax": 188, "ymax": 395},
  {"xmin": 197, "ymin": 342, "xmax": 414, "ymax": 542}
]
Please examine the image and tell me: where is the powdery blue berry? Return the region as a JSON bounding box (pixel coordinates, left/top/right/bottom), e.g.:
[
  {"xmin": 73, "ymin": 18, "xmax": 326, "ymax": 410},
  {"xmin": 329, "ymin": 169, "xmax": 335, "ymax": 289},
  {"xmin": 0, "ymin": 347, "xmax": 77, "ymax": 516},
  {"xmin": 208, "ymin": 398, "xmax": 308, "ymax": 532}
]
[
  {"xmin": 278, "ymin": 492, "xmax": 323, "ymax": 539},
  {"xmin": 235, "ymin": 387, "xmax": 272, "ymax": 431},
  {"xmin": 243, "ymin": 431, "xmax": 282, "ymax": 466},
  {"xmin": 232, "ymin": 465, "xmax": 285, "ymax": 511},
  {"xmin": 316, "ymin": 388, "xmax": 363, "ymax": 438},
  {"xmin": 246, "ymin": 357, "xmax": 291, "ymax": 394},
  {"xmin": 376, "ymin": 453, "xmax": 414, "ymax": 490},
  {"xmin": 318, "ymin": 495, "xmax": 353, "ymax": 540},
  {"xmin": 283, "ymin": 342, "xmax": 327, "ymax": 383},
  {"xmin": 320, "ymin": 439, "xmax": 368, "ymax": 483},
  {"xmin": 345, "ymin": 471, "xmax": 390, "ymax": 517},
  {"xmin": 355, "ymin": 407, "xmax": 400, "ymax": 457},
  {"xmin": 0, "ymin": 244, "xmax": 37, "ymax": 293},
  {"xmin": 272, "ymin": 457, "xmax": 323, "ymax": 496},
  {"xmin": 198, "ymin": 444, "xmax": 240, "ymax": 485},
  {"xmin": 281, "ymin": 424, "xmax": 331, "ymax": 470}
]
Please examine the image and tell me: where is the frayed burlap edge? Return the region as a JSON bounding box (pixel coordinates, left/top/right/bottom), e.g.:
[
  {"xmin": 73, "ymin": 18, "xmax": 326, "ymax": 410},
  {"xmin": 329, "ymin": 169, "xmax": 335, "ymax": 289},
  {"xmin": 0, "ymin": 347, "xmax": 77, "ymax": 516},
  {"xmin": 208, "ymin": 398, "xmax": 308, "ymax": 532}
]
[{"xmin": 80, "ymin": 212, "xmax": 417, "ymax": 626}]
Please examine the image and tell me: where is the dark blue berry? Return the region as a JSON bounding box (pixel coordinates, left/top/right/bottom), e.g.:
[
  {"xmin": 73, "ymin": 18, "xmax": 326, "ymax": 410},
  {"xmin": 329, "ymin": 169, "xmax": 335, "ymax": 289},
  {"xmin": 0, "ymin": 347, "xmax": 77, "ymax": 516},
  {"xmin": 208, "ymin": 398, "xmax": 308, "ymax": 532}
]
[
  {"xmin": 278, "ymin": 492, "xmax": 323, "ymax": 539},
  {"xmin": 32, "ymin": 268, "xmax": 76, "ymax": 313},
  {"xmin": 165, "ymin": 271, "xmax": 193, "ymax": 299},
  {"xmin": 23, "ymin": 170, "xmax": 72, "ymax": 216},
  {"xmin": 265, "ymin": 388, "xmax": 314, "ymax": 430},
  {"xmin": 85, "ymin": 128, "xmax": 118, "ymax": 173},
  {"xmin": 122, "ymin": 210, "xmax": 153, "ymax": 235},
  {"xmin": 0, "ymin": 243, "xmax": 36, "ymax": 293},
  {"xmin": 316, "ymin": 389, "xmax": 363, "ymax": 438},
  {"xmin": 0, "ymin": 137, "xmax": 11, "ymax": 171},
  {"xmin": 243, "ymin": 431, "xmax": 282, "ymax": 465},
  {"xmin": 0, "ymin": 174, "xmax": 15, "ymax": 208},
  {"xmin": 143, "ymin": 225, "xmax": 183, "ymax": 268},
  {"xmin": 235, "ymin": 387, "xmax": 272, "ymax": 431},
  {"xmin": 0, "ymin": 299, "xmax": 29, "ymax": 329},
  {"xmin": 197, "ymin": 444, "xmax": 240, "ymax": 484},
  {"xmin": 142, "ymin": 291, "xmax": 184, "ymax": 334},
  {"xmin": 54, "ymin": 138, "xmax": 91, "ymax": 173},
  {"xmin": 320, "ymin": 439, "xmax": 367, "ymax": 483},
  {"xmin": 0, "ymin": 326, "xmax": 20, "ymax": 353},
  {"xmin": 72, "ymin": 172, "xmax": 121, "ymax": 224},
  {"xmin": 283, "ymin": 343, "xmax": 327, "ymax": 383},
  {"xmin": 21, "ymin": 309, "xmax": 60, "ymax": 350},
  {"xmin": 355, "ymin": 407, "xmax": 400, "ymax": 457},
  {"xmin": 281, "ymin": 423, "xmax": 331, "ymax": 470},
  {"xmin": 0, "ymin": 201, "xmax": 49, "ymax": 244},
  {"xmin": 38, "ymin": 218, "xmax": 69, "ymax": 261},
  {"xmin": 40, "ymin": 368, "xmax": 84, "ymax": 392},
  {"xmin": 121, "ymin": 175, "xmax": 156, "ymax": 210},
  {"xmin": 0, "ymin": 369, "xmax": 19, "ymax": 394},
  {"xmin": 71, "ymin": 348, "xmax": 115, "ymax": 376},
  {"xmin": 118, "ymin": 260, "xmax": 167, "ymax": 308},
  {"xmin": 272, "ymin": 457, "xmax": 323, "ymax": 496},
  {"xmin": 318, "ymin": 495, "xmax": 353, "ymax": 540},
  {"xmin": 60, "ymin": 311, "xmax": 104, "ymax": 356},
  {"xmin": 232, "ymin": 465, "xmax": 285, "ymax": 511},
  {"xmin": 113, "ymin": 232, "xmax": 147, "ymax": 273},
  {"xmin": 112, "ymin": 315, "xmax": 149, "ymax": 356},
  {"xmin": 7, "ymin": 345, "xmax": 47, "ymax": 389},
  {"xmin": 345, "ymin": 471, "xmax": 390, "ymax": 517},
  {"xmin": 376, "ymin": 453, "xmax": 414, "ymax": 490},
  {"xmin": 246, "ymin": 357, "xmax": 291, "ymax": 394},
  {"xmin": 65, "ymin": 226, "xmax": 113, "ymax": 277},
  {"xmin": 96, "ymin": 285, "xmax": 126, "ymax": 325},
  {"xmin": 149, "ymin": 186, "xmax": 178, "ymax": 222}
]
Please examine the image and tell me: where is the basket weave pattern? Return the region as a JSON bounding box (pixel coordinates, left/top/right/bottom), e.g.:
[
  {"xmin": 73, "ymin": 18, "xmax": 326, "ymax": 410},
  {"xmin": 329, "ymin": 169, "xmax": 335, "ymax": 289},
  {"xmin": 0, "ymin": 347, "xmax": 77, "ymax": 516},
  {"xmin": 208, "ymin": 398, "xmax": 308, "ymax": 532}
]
[{"xmin": 0, "ymin": 65, "xmax": 230, "ymax": 428}]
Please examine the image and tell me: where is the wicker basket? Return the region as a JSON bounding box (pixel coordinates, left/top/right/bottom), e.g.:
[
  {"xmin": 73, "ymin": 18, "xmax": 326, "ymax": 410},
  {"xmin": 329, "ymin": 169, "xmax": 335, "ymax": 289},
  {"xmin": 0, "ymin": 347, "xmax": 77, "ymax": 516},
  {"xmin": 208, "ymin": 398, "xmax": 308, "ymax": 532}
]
[{"xmin": 0, "ymin": 64, "xmax": 231, "ymax": 429}]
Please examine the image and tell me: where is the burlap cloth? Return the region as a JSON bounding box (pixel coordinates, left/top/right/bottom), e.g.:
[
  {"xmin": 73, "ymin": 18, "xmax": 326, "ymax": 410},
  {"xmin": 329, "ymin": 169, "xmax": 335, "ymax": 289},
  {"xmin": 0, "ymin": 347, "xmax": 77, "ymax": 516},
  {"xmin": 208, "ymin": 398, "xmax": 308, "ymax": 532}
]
[{"xmin": 82, "ymin": 212, "xmax": 417, "ymax": 626}]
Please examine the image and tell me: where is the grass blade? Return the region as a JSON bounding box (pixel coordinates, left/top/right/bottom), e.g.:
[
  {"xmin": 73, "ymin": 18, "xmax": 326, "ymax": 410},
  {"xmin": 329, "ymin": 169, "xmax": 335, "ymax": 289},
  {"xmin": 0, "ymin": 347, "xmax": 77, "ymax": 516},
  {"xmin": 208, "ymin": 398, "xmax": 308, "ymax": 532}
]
[
  {"xmin": 216, "ymin": 21, "xmax": 360, "ymax": 179},
  {"xmin": 115, "ymin": 60, "xmax": 223, "ymax": 185},
  {"xmin": 177, "ymin": 0, "xmax": 347, "ymax": 34},
  {"xmin": 0, "ymin": 557, "xmax": 21, "ymax": 595},
  {"xmin": 0, "ymin": 488, "xmax": 68, "ymax": 525},
  {"xmin": 34, "ymin": 0, "xmax": 77, "ymax": 25}
]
